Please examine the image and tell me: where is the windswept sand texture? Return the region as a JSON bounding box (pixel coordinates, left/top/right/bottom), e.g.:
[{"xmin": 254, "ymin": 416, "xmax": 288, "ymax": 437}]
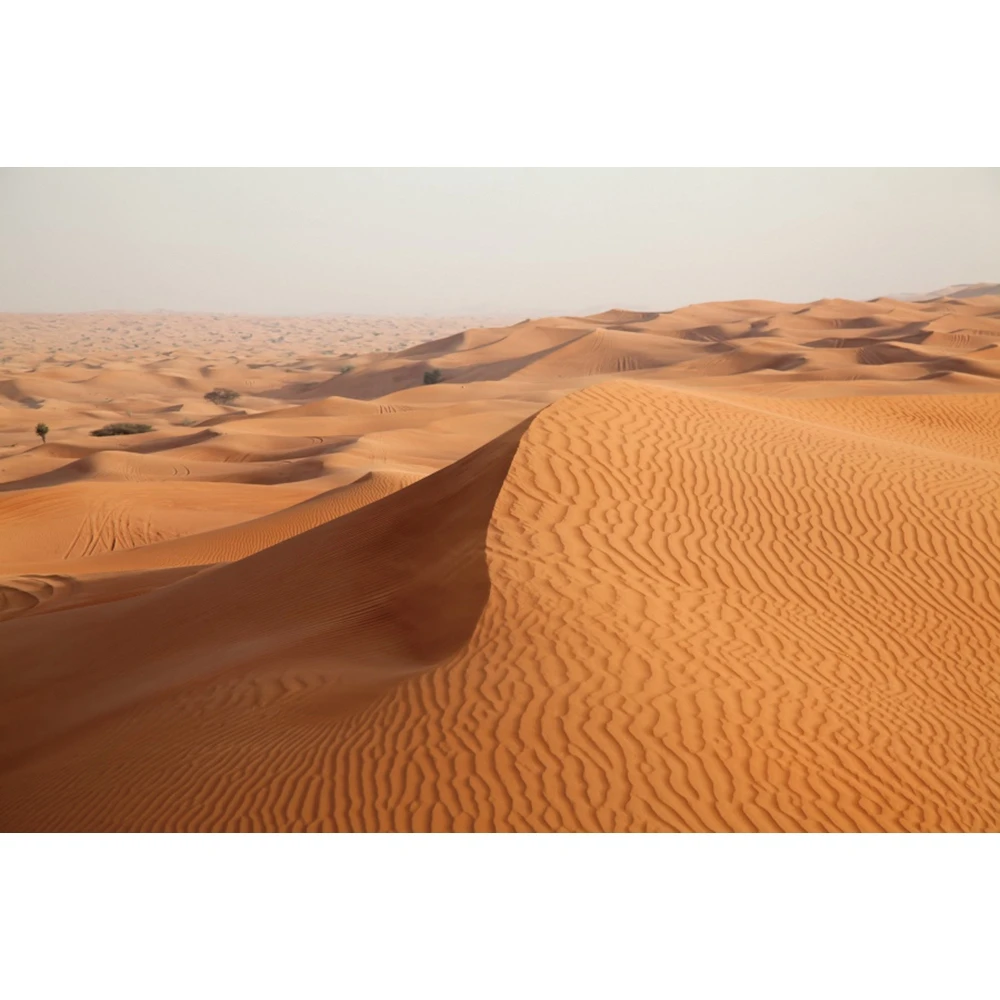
[{"xmin": 2, "ymin": 296, "xmax": 1000, "ymax": 831}]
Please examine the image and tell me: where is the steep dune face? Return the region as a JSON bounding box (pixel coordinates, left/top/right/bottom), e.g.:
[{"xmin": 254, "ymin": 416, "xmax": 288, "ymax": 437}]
[
  {"xmin": 2, "ymin": 382, "xmax": 999, "ymax": 831},
  {"xmin": 0, "ymin": 565, "xmax": 205, "ymax": 624},
  {"xmin": 0, "ymin": 421, "xmax": 531, "ymax": 788}
]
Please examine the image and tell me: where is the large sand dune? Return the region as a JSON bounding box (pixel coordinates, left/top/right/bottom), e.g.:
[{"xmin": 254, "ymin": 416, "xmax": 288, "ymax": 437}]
[{"xmin": 1, "ymin": 297, "xmax": 999, "ymax": 831}]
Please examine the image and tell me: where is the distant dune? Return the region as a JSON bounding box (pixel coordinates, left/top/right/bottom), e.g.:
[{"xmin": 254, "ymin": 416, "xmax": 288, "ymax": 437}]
[
  {"xmin": 890, "ymin": 282, "xmax": 1000, "ymax": 301},
  {"xmin": 2, "ymin": 296, "xmax": 999, "ymax": 831}
]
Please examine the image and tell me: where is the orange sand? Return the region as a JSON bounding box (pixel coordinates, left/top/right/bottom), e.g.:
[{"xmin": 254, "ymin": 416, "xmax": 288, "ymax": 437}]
[{"xmin": 1, "ymin": 296, "xmax": 999, "ymax": 831}]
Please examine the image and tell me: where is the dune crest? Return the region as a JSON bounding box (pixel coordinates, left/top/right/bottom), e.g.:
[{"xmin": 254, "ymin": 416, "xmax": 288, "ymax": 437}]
[
  {"xmin": 2, "ymin": 297, "xmax": 1000, "ymax": 831},
  {"xmin": 2, "ymin": 375, "xmax": 1000, "ymax": 830}
]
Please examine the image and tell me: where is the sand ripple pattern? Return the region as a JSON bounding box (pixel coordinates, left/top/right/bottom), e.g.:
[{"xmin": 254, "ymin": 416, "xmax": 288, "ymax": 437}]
[
  {"xmin": 3, "ymin": 381, "xmax": 999, "ymax": 831},
  {"xmin": 316, "ymin": 382, "xmax": 1000, "ymax": 831}
]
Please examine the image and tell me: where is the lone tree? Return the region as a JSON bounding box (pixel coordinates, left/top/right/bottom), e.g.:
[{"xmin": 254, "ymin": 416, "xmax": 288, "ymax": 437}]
[
  {"xmin": 204, "ymin": 387, "xmax": 240, "ymax": 406},
  {"xmin": 423, "ymin": 368, "xmax": 444, "ymax": 385},
  {"xmin": 35, "ymin": 422, "xmax": 49, "ymax": 444}
]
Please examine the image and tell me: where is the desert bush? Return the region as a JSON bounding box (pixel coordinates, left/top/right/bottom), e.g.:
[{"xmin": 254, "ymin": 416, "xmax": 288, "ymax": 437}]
[
  {"xmin": 204, "ymin": 387, "xmax": 240, "ymax": 405},
  {"xmin": 339, "ymin": 365, "xmax": 354, "ymax": 374},
  {"xmin": 423, "ymin": 368, "xmax": 444, "ymax": 385},
  {"xmin": 35, "ymin": 422, "xmax": 49, "ymax": 444},
  {"xmin": 90, "ymin": 422, "xmax": 154, "ymax": 437}
]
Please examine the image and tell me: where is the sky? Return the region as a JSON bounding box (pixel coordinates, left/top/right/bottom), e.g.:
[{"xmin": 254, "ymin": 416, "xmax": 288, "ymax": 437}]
[{"xmin": 1, "ymin": 169, "xmax": 997, "ymax": 316}]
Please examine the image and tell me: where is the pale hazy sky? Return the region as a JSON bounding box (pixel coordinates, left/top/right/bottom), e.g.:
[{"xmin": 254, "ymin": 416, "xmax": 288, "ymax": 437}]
[{"xmin": 1, "ymin": 169, "xmax": 997, "ymax": 316}]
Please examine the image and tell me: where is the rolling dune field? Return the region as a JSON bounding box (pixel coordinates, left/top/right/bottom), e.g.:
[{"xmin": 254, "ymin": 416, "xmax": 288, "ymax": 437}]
[{"xmin": 1, "ymin": 294, "xmax": 999, "ymax": 831}]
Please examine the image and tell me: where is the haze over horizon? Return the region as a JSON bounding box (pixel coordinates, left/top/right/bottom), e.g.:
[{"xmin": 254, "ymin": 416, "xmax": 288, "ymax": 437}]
[{"xmin": 1, "ymin": 168, "xmax": 998, "ymax": 317}]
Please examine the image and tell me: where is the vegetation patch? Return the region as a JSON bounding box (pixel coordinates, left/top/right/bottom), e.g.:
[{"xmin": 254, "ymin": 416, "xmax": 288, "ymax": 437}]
[
  {"xmin": 204, "ymin": 387, "xmax": 241, "ymax": 405},
  {"xmin": 91, "ymin": 422, "xmax": 155, "ymax": 437}
]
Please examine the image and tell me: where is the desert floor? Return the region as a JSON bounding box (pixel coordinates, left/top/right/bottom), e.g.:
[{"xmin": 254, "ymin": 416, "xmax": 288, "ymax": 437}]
[{"xmin": 1, "ymin": 297, "xmax": 999, "ymax": 831}]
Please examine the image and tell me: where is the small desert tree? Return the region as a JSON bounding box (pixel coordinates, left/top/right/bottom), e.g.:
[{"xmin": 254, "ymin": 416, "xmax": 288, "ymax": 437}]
[
  {"xmin": 423, "ymin": 368, "xmax": 444, "ymax": 385},
  {"xmin": 204, "ymin": 387, "xmax": 240, "ymax": 406},
  {"xmin": 35, "ymin": 422, "xmax": 49, "ymax": 444}
]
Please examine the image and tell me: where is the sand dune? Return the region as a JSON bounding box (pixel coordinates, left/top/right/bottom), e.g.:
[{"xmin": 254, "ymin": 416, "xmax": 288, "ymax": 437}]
[
  {"xmin": 5, "ymin": 469, "xmax": 421, "ymax": 582},
  {"xmin": 1, "ymin": 295, "xmax": 999, "ymax": 831},
  {"xmin": 0, "ymin": 479, "xmax": 328, "ymax": 567},
  {"xmin": 894, "ymin": 282, "xmax": 1000, "ymax": 302}
]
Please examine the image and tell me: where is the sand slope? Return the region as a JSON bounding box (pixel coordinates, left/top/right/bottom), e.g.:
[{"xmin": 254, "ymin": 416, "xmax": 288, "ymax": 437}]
[
  {"xmin": 2, "ymin": 377, "xmax": 999, "ymax": 831},
  {"xmin": 2, "ymin": 296, "xmax": 1000, "ymax": 830}
]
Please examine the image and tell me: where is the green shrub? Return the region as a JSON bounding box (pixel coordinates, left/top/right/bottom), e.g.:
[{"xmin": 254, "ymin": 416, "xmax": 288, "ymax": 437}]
[
  {"xmin": 35, "ymin": 422, "xmax": 49, "ymax": 444},
  {"xmin": 204, "ymin": 387, "xmax": 240, "ymax": 405},
  {"xmin": 339, "ymin": 365, "xmax": 354, "ymax": 374},
  {"xmin": 90, "ymin": 422, "xmax": 154, "ymax": 437},
  {"xmin": 423, "ymin": 368, "xmax": 444, "ymax": 385}
]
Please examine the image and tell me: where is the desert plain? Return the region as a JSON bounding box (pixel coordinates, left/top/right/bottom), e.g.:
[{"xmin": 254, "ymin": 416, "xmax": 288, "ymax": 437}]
[{"xmin": 1, "ymin": 290, "xmax": 999, "ymax": 831}]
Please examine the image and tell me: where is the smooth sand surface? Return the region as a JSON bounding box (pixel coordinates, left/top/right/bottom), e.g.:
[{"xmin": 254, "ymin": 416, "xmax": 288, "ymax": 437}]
[{"xmin": 1, "ymin": 297, "xmax": 999, "ymax": 831}]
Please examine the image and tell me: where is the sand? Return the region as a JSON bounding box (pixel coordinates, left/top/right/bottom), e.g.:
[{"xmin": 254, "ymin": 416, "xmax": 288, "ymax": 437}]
[{"xmin": 1, "ymin": 295, "xmax": 999, "ymax": 831}]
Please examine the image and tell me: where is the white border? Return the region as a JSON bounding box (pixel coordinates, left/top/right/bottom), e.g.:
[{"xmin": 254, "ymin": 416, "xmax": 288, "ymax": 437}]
[
  {"xmin": 5, "ymin": 1, "xmax": 998, "ymax": 166},
  {"xmin": 5, "ymin": 833, "xmax": 997, "ymax": 999}
]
